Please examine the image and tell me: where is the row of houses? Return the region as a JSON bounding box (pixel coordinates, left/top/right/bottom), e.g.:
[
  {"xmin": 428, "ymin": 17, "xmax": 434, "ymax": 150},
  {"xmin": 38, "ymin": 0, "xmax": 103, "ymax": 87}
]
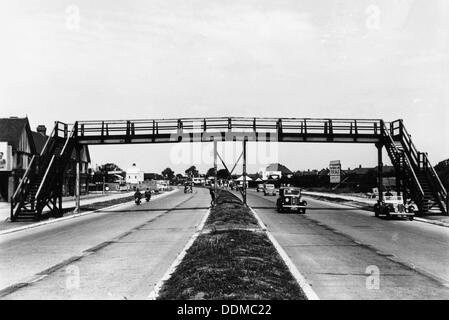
[{"xmin": 0, "ymin": 117, "xmax": 91, "ymax": 202}]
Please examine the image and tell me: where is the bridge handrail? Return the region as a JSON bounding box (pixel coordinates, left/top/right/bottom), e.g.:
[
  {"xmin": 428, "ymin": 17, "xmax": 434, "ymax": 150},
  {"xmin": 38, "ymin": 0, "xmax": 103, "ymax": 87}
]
[
  {"xmin": 73, "ymin": 116, "xmax": 384, "ymax": 123},
  {"xmin": 74, "ymin": 117, "xmax": 384, "ymax": 137}
]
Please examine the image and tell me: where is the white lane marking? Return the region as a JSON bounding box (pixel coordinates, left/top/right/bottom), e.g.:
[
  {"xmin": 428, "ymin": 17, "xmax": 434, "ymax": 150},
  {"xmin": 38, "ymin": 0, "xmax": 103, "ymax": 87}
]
[
  {"xmin": 249, "ymin": 206, "xmax": 320, "ymax": 300},
  {"xmin": 0, "ymin": 189, "xmax": 179, "ymax": 236},
  {"xmin": 148, "ymin": 207, "xmax": 211, "ymax": 300}
]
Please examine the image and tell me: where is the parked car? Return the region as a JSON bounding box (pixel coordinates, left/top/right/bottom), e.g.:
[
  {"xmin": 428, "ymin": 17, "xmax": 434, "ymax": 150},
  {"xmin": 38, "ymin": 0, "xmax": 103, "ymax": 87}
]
[
  {"xmin": 374, "ymin": 191, "xmax": 415, "ymax": 220},
  {"xmin": 263, "ymin": 184, "xmax": 276, "ymax": 196},
  {"xmin": 256, "ymin": 184, "xmax": 264, "ymax": 192},
  {"xmin": 276, "ymin": 187, "xmax": 307, "ymax": 213}
]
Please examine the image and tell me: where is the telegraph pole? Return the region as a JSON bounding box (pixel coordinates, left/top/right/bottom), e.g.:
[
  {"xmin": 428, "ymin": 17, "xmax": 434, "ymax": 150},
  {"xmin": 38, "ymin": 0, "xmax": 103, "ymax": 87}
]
[{"xmin": 242, "ymin": 139, "xmax": 247, "ymax": 206}]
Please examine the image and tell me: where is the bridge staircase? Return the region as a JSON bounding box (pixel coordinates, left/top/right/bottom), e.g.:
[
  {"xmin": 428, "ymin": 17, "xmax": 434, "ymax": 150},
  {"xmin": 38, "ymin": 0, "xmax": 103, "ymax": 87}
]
[
  {"xmin": 383, "ymin": 120, "xmax": 447, "ymax": 215},
  {"xmin": 10, "ymin": 122, "xmax": 78, "ymax": 221}
]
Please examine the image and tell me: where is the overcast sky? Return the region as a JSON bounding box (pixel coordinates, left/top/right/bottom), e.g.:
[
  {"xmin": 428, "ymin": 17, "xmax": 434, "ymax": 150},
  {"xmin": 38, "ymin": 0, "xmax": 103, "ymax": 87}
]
[{"xmin": 1, "ymin": 0, "xmax": 448, "ymax": 174}]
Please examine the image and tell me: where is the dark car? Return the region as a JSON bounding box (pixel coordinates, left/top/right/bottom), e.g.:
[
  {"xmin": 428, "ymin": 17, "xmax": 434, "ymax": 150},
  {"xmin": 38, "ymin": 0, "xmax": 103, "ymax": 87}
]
[
  {"xmin": 276, "ymin": 187, "xmax": 307, "ymax": 213},
  {"xmin": 263, "ymin": 184, "xmax": 276, "ymax": 196}
]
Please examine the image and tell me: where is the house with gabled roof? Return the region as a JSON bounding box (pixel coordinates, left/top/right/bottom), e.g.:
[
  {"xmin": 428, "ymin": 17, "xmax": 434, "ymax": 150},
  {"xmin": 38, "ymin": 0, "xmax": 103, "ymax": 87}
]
[
  {"xmin": 0, "ymin": 117, "xmax": 37, "ymax": 201},
  {"xmin": 0, "ymin": 117, "xmax": 91, "ymax": 201}
]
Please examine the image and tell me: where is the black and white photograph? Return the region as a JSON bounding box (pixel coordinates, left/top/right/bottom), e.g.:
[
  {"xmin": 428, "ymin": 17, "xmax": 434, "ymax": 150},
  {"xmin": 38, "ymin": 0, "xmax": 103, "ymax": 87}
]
[{"xmin": 0, "ymin": 0, "xmax": 448, "ymax": 309}]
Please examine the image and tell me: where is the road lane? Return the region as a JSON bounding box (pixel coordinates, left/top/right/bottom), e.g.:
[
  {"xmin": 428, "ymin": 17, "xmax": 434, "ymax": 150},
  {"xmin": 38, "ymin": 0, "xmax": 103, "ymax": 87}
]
[
  {"xmin": 247, "ymin": 190, "xmax": 449, "ymax": 299},
  {"xmin": 0, "ymin": 188, "xmax": 209, "ymax": 298}
]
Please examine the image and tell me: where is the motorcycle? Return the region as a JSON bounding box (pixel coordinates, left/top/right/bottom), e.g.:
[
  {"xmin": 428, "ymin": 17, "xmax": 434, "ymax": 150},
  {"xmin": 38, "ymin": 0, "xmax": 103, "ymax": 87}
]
[
  {"xmin": 145, "ymin": 194, "xmax": 151, "ymax": 202},
  {"xmin": 135, "ymin": 197, "xmax": 141, "ymax": 205}
]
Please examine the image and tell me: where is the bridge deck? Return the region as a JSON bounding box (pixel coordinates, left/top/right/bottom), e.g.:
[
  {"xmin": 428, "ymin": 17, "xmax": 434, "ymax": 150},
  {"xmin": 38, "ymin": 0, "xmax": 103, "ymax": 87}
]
[{"xmin": 74, "ymin": 117, "xmax": 384, "ymax": 144}]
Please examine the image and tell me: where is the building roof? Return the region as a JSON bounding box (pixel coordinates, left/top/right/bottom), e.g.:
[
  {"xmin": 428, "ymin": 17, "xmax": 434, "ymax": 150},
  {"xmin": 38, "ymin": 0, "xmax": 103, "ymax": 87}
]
[
  {"xmin": 144, "ymin": 173, "xmax": 163, "ymax": 180},
  {"xmin": 265, "ymin": 163, "xmax": 292, "ymax": 174},
  {"xmin": 345, "ymin": 165, "xmax": 395, "ymax": 175},
  {"xmin": 31, "ymin": 131, "xmax": 48, "ymax": 154},
  {"xmin": 0, "ymin": 117, "xmax": 35, "ymax": 153}
]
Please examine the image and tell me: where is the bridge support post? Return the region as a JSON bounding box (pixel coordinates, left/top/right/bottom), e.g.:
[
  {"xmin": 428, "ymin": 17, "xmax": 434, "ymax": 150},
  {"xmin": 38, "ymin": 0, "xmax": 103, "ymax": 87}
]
[
  {"xmin": 74, "ymin": 147, "xmax": 81, "ymax": 213},
  {"xmin": 376, "ymin": 143, "xmax": 383, "ymax": 203},
  {"xmin": 242, "ymin": 139, "xmax": 247, "ymax": 206}
]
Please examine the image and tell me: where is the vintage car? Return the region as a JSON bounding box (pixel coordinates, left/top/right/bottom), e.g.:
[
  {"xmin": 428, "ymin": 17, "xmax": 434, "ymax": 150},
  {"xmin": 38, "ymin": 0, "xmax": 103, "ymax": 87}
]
[
  {"xmin": 256, "ymin": 184, "xmax": 264, "ymax": 192},
  {"xmin": 276, "ymin": 187, "xmax": 307, "ymax": 213},
  {"xmin": 374, "ymin": 191, "xmax": 415, "ymax": 220},
  {"xmin": 263, "ymin": 184, "xmax": 276, "ymax": 196}
]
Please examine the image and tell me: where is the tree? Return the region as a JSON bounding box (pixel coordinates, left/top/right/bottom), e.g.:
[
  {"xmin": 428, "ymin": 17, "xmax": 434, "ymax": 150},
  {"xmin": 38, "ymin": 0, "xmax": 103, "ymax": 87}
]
[
  {"xmin": 217, "ymin": 169, "xmax": 229, "ymax": 179},
  {"xmin": 185, "ymin": 165, "xmax": 199, "ymax": 178},
  {"xmin": 206, "ymin": 167, "xmax": 215, "ymax": 178},
  {"xmin": 94, "ymin": 163, "xmax": 123, "ymax": 184},
  {"xmin": 161, "ymin": 167, "xmax": 175, "ymax": 180},
  {"xmin": 435, "ymin": 159, "xmax": 449, "ymax": 190},
  {"xmin": 97, "ymin": 163, "xmax": 122, "ymax": 173}
]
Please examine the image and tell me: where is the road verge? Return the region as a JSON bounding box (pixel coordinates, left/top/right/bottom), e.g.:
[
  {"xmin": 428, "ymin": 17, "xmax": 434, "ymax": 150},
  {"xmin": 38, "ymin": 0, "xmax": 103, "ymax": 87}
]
[{"xmin": 154, "ymin": 190, "xmax": 313, "ymax": 300}]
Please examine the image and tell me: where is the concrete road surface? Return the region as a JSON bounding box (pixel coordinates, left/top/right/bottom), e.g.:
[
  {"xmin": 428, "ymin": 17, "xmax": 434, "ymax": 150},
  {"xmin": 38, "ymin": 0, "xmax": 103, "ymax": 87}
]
[
  {"xmin": 0, "ymin": 188, "xmax": 210, "ymax": 299},
  {"xmin": 248, "ymin": 190, "xmax": 449, "ymax": 299},
  {"xmin": 2, "ymin": 187, "xmax": 448, "ymax": 300}
]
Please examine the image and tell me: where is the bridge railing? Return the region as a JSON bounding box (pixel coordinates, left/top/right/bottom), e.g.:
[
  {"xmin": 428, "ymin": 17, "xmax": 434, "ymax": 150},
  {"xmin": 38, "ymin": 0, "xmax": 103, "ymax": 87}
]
[{"xmin": 75, "ymin": 117, "xmax": 384, "ymax": 138}]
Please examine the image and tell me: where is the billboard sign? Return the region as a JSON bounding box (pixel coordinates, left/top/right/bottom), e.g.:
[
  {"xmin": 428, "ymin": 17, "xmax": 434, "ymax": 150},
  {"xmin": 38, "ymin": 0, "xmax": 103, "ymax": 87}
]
[
  {"xmin": 329, "ymin": 160, "xmax": 341, "ymax": 184},
  {"xmin": 0, "ymin": 142, "xmax": 12, "ymax": 171}
]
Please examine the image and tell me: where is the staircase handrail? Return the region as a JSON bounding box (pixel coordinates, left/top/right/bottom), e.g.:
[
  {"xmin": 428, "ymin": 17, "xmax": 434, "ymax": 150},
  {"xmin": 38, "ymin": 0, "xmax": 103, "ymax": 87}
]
[
  {"xmin": 398, "ymin": 121, "xmax": 420, "ymax": 168},
  {"xmin": 34, "ymin": 123, "xmax": 76, "ymax": 207},
  {"xmin": 35, "ymin": 155, "xmax": 56, "ymax": 200},
  {"xmin": 40, "ymin": 124, "xmax": 57, "ymax": 157},
  {"xmin": 40, "ymin": 121, "xmax": 69, "ymax": 156},
  {"xmin": 383, "ymin": 122, "xmax": 424, "ymax": 197},
  {"xmin": 61, "ymin": 122, "xmax": 77, "ymax": 155},
  {"xmin": 422, "ymin": 153, "xmax": 447, "ymax": 213},
  {"xmin": 404, "ymin": 154, "xmax": 424, "ymax": 197},
  {"xmin": 11, "ymin": 155, "xmax": 36, "ymax": 202},
  {"xmin": 424, "ymin": 154, "xmax": 447, "ymax": 195}
]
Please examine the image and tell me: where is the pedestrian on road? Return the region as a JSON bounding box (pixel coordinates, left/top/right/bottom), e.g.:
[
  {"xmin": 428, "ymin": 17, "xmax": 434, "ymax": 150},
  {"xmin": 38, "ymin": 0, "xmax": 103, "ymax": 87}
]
[{"xmin": 209, "ymin": 187, "xmax": 216, "ymax": 206}]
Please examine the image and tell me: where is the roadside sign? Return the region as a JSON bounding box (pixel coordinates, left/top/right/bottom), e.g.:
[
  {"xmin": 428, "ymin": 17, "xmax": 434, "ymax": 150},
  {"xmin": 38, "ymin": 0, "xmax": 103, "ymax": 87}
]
[
  {"xmin": 329, "ymin": 160, "xmax": 341, "ymax": 184},
  {"xmin": 0, "ymin": 142, "xmax": 12, "ymax": 171},
  {"xmin": 382, "ymin": 177, "xmax": 396, "ymax": 188}
]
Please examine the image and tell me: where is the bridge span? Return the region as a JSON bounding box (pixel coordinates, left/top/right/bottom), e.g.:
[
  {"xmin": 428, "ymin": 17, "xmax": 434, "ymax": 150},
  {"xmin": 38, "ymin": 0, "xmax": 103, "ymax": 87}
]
[
  {"xmin": 10, "ymin": 117, "xmax": 447, "ymax": 220},
  {"xmin": 74, "ymin": 117, "xmax": 383, "ymax": 144}
]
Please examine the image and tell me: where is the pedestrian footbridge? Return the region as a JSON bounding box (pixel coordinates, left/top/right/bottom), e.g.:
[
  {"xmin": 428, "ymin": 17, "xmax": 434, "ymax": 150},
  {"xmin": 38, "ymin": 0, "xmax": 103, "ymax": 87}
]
[{"xmin": 10, "ymin": 117, "xmax": 447, "ymax": 220}]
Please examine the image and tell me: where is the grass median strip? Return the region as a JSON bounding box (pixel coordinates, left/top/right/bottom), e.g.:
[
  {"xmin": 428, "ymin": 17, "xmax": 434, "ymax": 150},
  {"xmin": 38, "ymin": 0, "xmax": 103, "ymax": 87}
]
[{"xmin": 157, "ymin": 190, "xmax": 307, "ymax": 300}]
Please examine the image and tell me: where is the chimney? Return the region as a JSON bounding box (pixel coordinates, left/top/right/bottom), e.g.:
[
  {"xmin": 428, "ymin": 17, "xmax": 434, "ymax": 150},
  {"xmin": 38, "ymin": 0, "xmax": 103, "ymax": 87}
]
[{"xmin": 37, "ymin": 125, "xmax": 47, "ymax": 136}]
